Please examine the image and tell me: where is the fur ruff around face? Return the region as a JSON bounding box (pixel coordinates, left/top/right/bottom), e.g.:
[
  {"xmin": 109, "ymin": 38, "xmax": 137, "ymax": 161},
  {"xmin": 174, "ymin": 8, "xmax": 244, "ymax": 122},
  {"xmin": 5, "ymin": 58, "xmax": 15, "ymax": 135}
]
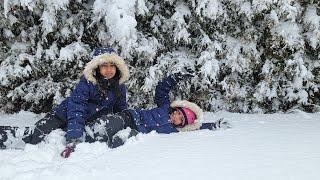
[
  {"xmin": 170, "ymin": 100, "xmax": 203, "ymax": 132},
  {"xmin": 83, "ymin": 53, "xmax": 130, "ymax": 84}
]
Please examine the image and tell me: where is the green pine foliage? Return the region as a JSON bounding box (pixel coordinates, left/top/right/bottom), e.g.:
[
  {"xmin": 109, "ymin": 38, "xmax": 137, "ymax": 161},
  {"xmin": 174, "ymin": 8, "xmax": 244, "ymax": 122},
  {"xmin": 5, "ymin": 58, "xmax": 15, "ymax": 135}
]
[{"xmin": 0, "ymin": 0, "xmax": 319, "ymax": 113}]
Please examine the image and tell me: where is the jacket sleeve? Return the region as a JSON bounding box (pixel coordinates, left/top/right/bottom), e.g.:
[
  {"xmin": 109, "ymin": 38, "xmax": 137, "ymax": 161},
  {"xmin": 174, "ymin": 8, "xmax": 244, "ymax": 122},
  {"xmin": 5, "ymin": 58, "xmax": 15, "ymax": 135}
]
[
  {"xmin": 155, "ymin": 124, "xmax": 179, "ymax": 134},
  {"xmin": 114, "ymin": 84, "xmax": 128, "ymax": 113},
  {"xmin": 154, "ymin": 75, "xmax": 179, "ymax": 107},
  {"xmin": 66, "ymin": 77, "xmax": 90, "ymax": 140},
  {"xmin": 199, "ymin": 123, "xmax": 217, "ymax": 130}
]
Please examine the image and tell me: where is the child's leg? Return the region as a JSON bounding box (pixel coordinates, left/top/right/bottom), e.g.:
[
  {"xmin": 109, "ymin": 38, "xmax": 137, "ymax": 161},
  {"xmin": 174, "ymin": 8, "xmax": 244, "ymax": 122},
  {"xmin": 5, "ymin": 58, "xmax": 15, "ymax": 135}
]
[{"xmin": 22, "ymin": 112, "xmax": 66, "ymax": 145}]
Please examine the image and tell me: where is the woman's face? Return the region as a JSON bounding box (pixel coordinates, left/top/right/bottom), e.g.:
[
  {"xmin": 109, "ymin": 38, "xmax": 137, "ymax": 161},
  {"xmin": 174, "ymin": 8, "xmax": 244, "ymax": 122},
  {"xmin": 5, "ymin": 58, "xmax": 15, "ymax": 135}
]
[
  {"xmin": 99, "ymin": 63, "xmax": 117, "ymax": 79},
  {"xmin": 170, "ymin": 110, "xmax": 184, "ymax": 126}
]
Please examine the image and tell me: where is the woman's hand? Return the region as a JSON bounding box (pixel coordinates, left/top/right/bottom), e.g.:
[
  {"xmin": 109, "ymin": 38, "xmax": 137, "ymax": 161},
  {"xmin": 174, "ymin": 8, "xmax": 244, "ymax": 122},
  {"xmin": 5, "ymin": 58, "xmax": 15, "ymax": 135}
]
[{"xmin": 60, "ymin": 139, "xmax": 81, "ymax": 158}]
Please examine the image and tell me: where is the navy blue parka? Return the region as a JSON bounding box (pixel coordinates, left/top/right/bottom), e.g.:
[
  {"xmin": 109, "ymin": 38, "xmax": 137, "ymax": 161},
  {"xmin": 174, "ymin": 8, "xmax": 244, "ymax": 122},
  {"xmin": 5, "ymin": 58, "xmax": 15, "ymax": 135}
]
[{"xmin": 54, "ymin": 48, "xmax": 130, "ymax": 140}]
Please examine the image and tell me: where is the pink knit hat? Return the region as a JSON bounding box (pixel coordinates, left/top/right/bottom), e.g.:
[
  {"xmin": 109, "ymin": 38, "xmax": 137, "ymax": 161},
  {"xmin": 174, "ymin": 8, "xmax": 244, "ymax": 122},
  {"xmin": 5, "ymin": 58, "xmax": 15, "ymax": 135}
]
[{"xmin": 180, "ymin": 107, "xmax": 196, "ymax": 126}]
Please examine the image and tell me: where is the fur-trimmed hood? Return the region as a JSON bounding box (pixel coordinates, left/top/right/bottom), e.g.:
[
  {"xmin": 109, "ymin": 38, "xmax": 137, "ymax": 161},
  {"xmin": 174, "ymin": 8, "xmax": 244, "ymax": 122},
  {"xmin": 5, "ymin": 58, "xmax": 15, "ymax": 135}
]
[
  {"xmin": 170, "ymin": 100, "xmax": 203, "ymax": 132},
  {"xmin": 83, "ymin": 53, "xmax": 130, "ymax": 84}
]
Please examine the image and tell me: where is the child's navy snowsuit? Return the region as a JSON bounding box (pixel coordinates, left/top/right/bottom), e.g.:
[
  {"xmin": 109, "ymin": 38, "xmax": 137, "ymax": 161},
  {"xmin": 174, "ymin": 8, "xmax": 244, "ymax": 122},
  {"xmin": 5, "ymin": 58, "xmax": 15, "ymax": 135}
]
[{"xmin": 126, "ymin": 75, "xmax": 180, "ymax": 134}]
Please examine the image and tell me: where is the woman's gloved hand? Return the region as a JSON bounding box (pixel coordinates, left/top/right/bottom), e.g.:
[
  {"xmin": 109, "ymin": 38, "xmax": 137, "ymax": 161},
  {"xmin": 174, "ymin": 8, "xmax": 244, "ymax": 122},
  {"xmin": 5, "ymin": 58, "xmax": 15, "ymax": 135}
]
[{"xmin": 60, "ymin": 139, "xmax": 81, "ymax": 158}]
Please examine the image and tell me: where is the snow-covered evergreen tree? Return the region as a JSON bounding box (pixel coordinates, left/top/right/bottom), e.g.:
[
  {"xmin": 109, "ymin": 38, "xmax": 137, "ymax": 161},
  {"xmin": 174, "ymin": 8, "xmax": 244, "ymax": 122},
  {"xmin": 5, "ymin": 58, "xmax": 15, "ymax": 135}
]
[{"xmin": 0, "ymin": 0, "xmax": 319, "ymax": 113}]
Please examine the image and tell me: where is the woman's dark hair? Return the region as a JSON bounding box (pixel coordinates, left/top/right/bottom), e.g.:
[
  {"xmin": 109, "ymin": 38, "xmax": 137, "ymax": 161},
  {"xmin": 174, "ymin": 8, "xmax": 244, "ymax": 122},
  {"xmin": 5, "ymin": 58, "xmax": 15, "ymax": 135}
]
[{"xmin": 95, "ymin": 66, "xmax": 122, "ymax": 100}]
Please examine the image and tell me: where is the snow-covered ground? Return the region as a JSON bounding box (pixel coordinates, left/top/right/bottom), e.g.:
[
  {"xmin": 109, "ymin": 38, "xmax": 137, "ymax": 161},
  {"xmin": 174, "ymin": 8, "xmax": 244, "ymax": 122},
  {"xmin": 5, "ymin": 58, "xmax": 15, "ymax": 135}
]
[{"xmin": 0, "ymin": 110, "xmax": 319, "ymax": 180}]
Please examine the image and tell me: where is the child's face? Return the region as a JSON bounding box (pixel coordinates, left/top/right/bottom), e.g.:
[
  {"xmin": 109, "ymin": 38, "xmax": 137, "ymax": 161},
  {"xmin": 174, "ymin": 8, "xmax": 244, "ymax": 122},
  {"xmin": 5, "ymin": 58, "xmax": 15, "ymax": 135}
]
[
  {"xmin": 170, "ymin": 110, "xmax": 184, "ymax": 126},
  {"xmin": 99, "ymin": 63, "xmax": 117, "ymax": 79}
]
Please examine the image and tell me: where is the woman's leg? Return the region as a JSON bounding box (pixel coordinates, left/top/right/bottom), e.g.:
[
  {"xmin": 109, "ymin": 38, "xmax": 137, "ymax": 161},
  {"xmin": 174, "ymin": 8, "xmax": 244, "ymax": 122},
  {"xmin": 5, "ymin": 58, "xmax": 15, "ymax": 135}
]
[
  {"xmin": 84, "ymin": 112, "xmax": 138, "ymax": 148},
  {"xmin": 84, "ymin": 114, "xmax": 125, "ymax": 144},
  {"xmin": 110, "ymin": 128, "xmax": 139, "ymax": 148},
  {"xmin": 0, "ymin": 126, "xmax": 30, "ymax": 149},
  {"xmin": 0, "ymin": 112, "xmax": 66, "ymax": 148},
  {"xmin": 22, "ymin": 112, "xmax": 66, "ymax": 145}
]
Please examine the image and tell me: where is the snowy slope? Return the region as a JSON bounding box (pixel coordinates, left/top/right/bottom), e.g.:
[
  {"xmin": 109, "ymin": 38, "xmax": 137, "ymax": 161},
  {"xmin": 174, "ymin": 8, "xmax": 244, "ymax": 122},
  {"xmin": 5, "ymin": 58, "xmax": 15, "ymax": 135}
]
[{"xmin": 0, "ymin": 111, "xmax": 319, "ymax": 180}]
